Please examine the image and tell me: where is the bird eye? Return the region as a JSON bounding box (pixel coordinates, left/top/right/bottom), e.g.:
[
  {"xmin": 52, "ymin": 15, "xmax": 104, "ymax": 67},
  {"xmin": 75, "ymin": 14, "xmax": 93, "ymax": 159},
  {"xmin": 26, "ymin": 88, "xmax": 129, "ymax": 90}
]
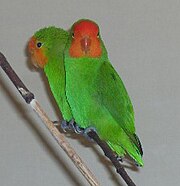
[
  {"xmin": 72, "ymin": 33, "xmax": 75, "ymax": 38},
  {"xmin": 36, "ymin": 42, "xmax": 42, "ymax": 48},
  {"xmin": 97, "ymin": 32, "xmax": 100, "ymax": 38}
]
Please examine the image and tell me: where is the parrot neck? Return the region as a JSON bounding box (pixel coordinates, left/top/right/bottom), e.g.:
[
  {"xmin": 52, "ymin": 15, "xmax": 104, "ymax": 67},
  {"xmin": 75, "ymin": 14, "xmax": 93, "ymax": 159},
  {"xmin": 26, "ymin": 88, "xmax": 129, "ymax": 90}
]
[
  {"xmin": 44, "ymin": 55, "xmax": 65, "ymax": 81},
  {"xmin": 44, "ymin": 54, "xmax": 70, "ymax": 119},
  {"xmin": 44, "ymin": 54, "xmax": 65, "ymax": 98}
]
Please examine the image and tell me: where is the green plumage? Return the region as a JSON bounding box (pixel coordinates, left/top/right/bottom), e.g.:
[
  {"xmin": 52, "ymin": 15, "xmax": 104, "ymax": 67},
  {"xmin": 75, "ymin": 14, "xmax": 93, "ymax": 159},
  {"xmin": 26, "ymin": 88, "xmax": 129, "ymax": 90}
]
[
  {"xmin": 32, "ymin": 22, "xmax": 143, "ymax": 166},
  {"xmin": 34, "ymin": 27, "xmax": 72, "ymax": 121},
  {"xmin": 64, "ymin": 22, "xmax": 143, "ymax": 166}
]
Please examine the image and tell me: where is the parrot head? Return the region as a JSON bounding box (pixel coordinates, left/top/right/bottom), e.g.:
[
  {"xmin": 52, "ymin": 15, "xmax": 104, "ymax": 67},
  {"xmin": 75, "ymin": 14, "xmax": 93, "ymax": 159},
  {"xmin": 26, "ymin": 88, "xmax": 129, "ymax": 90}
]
[
  {"xmin": 28, "ymin": 35, "xmax": 48, "ymax": 68},
  {"xmin": 28, "ymin": 26, "xmax": 67, "ymax": 68},
  {"xmin": 69, "ymin": 19, "xmax": 102, "ymax": 58}
]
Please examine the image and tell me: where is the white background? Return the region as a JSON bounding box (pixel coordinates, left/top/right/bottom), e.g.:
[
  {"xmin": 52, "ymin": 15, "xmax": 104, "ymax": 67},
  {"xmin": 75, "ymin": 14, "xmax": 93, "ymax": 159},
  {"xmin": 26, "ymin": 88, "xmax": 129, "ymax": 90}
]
[{"xmin": 0, "ymin": 0, "xmax": 179, "ymax": 185}]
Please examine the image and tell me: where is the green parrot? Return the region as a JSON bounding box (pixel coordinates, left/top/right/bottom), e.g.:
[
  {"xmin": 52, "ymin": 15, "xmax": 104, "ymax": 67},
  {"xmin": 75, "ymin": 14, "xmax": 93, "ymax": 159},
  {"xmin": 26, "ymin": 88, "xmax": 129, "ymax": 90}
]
[
  {"xmin": 28, "ymin": 26, "xmax": 73, "ymax": 122},
  {"xmin": 64, "ymin": 19, "xmax": 143, "ymax": 166}
]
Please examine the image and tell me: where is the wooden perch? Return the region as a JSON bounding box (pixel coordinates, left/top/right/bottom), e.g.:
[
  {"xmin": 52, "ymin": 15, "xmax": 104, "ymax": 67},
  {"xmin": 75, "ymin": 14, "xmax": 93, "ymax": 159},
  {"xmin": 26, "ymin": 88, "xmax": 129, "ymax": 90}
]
[{"xmin": 0, "ymin": 52, "xmax": 136, "ymax": 186}]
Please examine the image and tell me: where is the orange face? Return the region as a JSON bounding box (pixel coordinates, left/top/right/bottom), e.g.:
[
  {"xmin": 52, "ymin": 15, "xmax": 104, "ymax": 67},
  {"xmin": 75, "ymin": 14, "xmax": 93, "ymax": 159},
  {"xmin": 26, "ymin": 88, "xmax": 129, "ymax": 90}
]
[
  {"xmin": 69, "ymin": 20, "xmax": 102, "ymax": 58},
  {"xmin": 28, "ymin": 36, "xmax": 48, "ymax": 68}
]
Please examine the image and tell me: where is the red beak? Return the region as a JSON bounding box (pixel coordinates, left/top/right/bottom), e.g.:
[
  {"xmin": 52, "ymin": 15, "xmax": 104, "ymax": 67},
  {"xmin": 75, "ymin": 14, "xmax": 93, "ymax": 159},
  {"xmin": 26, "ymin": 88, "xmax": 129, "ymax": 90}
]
[{"xmin": 81, "ymin": 36, "xmax": 91, "ymax": 54}]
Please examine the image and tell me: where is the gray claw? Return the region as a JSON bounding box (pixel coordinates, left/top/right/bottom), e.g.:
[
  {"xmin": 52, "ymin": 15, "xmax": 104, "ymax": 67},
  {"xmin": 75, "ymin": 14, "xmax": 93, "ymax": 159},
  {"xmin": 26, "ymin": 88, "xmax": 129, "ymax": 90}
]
[
  {"xmin": 116, "ymin": 156, "xmax": 123, "ymax": 162},
  {"xmin": 61, "ymin": 119, "xmax": 84, "ymax": 134},
  {"xmin": 61, "ymin": 120, "xmax": 70, "ymax": 132},
  {"xmin": 68, "ymin": 119, "xmax": 84, "ymax": 134},
  {"xmin": 82, "ymin": 126, "xmax": 97, "ymax": 142},
  {"xmin": 53, "ymin": 120, "xmax": 60, "ymax": 126},
  {"xmin": 68, "ymin": 119, "xmax": 76, "ymax": 131}
]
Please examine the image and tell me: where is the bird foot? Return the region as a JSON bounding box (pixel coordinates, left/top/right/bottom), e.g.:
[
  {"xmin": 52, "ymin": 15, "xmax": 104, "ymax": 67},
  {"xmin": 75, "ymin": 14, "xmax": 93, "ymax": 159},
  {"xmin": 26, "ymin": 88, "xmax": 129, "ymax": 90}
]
[
  {"xmin": 134, "ymin": 162, "xmax": 140, "ymax": 167},
  {"xmin": 54, "ymin": 120, "xmax": 96, "ymax": 142},
  {"xmin": 53, "ymin": 120, "xmax": 60, "ymax": 126},
  {"xmin": 116, "ymin": 155, "xmax": 123, "ymax": 162},
  {"xmin": 82, "ymin": 126, "xmax": 97, "ymax": 142},
  {"xmin": 61, "ymin": 119, "xmax": 84, "ymax": 134}
]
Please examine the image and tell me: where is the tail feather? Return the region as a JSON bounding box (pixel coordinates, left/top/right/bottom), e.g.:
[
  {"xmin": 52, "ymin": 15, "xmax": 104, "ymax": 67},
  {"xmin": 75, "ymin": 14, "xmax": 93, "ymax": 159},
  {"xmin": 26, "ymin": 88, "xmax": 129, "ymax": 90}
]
[
  {"xmin": 108, "ymin": 140, "xmax": 144, "ymax": 166},
  {"xmin": 133, "ymin": 134, "xmax": 143, "ymax": 156}
]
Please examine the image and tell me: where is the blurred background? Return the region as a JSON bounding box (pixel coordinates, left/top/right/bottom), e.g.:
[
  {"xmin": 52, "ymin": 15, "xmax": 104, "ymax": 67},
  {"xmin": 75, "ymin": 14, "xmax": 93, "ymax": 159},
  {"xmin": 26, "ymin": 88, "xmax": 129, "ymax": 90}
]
[{"xmin": 0, "ymin": 0, "xmax": 179, "ymax": 185}]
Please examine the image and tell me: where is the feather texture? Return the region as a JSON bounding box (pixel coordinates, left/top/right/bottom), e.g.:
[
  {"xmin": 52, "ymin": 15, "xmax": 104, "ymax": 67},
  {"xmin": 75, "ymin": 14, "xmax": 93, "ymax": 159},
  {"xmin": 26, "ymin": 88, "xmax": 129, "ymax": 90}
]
[{"xmin": 64, "ymin": 20, "xmax": 143, "ymax": 166}]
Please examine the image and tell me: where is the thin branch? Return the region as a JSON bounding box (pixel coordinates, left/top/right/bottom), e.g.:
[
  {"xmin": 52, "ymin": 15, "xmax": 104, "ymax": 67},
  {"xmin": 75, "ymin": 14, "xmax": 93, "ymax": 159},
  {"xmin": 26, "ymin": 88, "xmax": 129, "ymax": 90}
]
[
  {"xmin": 0, "ymin": 52, "xmax": 100, "ymax": 186},
  {"xmin": 0, "ymin": 54, "xmax": 34, "ymax": 103},
  {"xmin": 87, "ymin": 131, "xmax": 136, "ymax": 186}
]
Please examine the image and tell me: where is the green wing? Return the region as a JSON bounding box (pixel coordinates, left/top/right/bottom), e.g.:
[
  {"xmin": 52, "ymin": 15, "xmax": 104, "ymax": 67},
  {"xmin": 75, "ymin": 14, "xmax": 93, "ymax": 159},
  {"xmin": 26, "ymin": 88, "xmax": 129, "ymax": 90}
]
[{"xmin": 96, "ymin": 61, "xmax": 143, "ymax": 155}]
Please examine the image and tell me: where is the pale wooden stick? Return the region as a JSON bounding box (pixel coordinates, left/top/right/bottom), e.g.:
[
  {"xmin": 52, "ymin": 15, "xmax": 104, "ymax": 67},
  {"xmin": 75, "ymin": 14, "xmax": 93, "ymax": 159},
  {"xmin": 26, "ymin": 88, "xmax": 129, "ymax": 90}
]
[
  {"xmin": 30, "ymin": 99, "xmax": 100, "ymax": 186},
  {"xmin": 0, "ymin": 52, "xmax": 100, "ymax": 186}
]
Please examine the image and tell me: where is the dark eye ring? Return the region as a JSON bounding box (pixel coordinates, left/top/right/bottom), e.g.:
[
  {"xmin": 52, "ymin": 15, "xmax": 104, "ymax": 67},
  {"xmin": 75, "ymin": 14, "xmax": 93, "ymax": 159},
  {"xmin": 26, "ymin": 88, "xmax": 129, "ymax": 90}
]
[
  {"xmin": 72, "ymin": 33, "xmax": 75, "ymax": 38},
  {"xmin": 37, "ymin": 42, "xmax": 42, "ymax": 48}
]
